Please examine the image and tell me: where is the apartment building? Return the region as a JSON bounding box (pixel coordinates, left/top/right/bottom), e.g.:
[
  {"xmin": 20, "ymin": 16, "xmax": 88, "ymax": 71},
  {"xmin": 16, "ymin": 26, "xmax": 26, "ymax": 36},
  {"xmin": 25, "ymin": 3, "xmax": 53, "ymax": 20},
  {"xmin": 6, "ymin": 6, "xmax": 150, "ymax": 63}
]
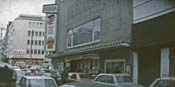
[{"xmin": 7, "ymin": 14, "xmax": 46, "ymax": 65}]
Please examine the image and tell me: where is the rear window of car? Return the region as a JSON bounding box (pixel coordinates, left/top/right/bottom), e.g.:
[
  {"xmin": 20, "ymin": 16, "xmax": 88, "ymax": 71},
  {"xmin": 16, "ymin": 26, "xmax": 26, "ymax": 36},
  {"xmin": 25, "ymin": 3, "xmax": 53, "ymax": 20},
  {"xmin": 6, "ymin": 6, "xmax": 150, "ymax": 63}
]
[
  {"xmin": 28, "ymin": 79, "xmax": 56, "ymax": 87},
  {"xmin": 116, "ymin": 75, "xmax": 131, "ymax": 83}
]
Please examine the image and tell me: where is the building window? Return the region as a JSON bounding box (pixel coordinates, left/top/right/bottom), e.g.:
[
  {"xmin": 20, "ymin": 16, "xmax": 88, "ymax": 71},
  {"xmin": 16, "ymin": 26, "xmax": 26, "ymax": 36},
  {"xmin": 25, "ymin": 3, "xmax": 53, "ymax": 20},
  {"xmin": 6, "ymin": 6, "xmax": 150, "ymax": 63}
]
[
  {"xmin": 28, "ymin": 31, "xmax": 31, "ymax": 36},
  {"xmin": 26, "ymin": 49, "xmax": 30, "ymax": 54},
  {"xmin": 38, "ymin": 50, "xmax": 41, "ymax": 54},
  {"xmin": 39, "ymin": 32, "xmax": 42, "ymax": 36},
  {"xmin": 35, "ymin": 40, "xmax": 37, "ymax": 45},
  {"xmin": 27, "ymin": 40, "xmax": 30, "ymax": 45},
  {"xmin": 42, "ymin": 41, "xmax": 44, "ymax": 45},
  {"xmin": 67, "ymin": 17, "xmax": 101, "ymax": 48},
  {"xmin": 34, "ymin": 49, "xmax": 37, "ymax": 54},
  {"xmin": 40, "ymin": 23, "xmax": 43, "ymax": 26},
  {"xmin": 39, "ymin": 40, "xmax": 41, "ymax": 45},
  {"xmin": 31, "ymin": 40, "xmax": 34, "ymax": 45},
  {"xmin": 42, "ymin": 50, "xmax": 44, "ymax": 54},
  {"xmin": 31, "ymin": 50, "xmax": 33, "ymax": 54},
  {"xmin": 35, "ymin": 32, "xmax": 38, "ymax": 36},
  {"xmin": 104, "ymin": 59, "xmax": 126, "ymax": 73}
]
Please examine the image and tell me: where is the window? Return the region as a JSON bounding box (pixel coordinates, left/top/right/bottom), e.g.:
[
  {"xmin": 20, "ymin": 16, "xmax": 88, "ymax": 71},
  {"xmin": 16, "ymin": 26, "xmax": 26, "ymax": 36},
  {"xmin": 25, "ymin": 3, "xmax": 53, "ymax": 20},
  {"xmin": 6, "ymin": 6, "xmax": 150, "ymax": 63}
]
[
  {"xmin": 32, "ymin": 31, "xmax": 34, "ymax": 36},
  {"xmin": 40, "ymin": 23, "xmax": 43, "ymax": 26},
  {"xmin": 95, "ymin": 75, "xmax": 113, "ymax": 84},
  {"xmin": 27, "ymin": 40, "xmax": 30, "ymax": 45},
  {"xmin": 70, "ymin": 74, "xmax": 77, "ymax": 79},
  {"xmin": 35, "ymin": 32, "xmax": 38, "ymax": 36},
  {"xmin": 39, "ymin": 40, "xmax": 41, "ymax": 45},
  {"xmin": 42, "ymin": 50, "xmax": 44, "ymax": 54},
  {"xmin": 38, "ymin": 50, "xmax": 41, "ymax": 54},
  {"xmin": 67, "ymin": 17, "xmax": 101, "ymax": 48},
  {"xmin": 35, "ymin": 40, "xmax": 37, "ymax": 45},
  {"xmin": 42, "ymin": 41, "xmax": 44, "ymax": 45},
  {"xmin": 26, "ymin": 49, "xmax": 30, "ymax": 54},
  {"xmin": 105, "ymin": 59, "xmax": 126, "ymax": 73},
  {"xmin": 28, "ymin": 31, "xmax": 31, "ymax": 36},
  {"xmin": 34, "ymin": 49, "xmax": 37, "ymax": 54},
  {"xmin": 31, "ymin": 40, "xmax": 34, "ymax": 45},
  {"xmin": 39, "ymin": 32, "xmax": 42, "ymax": 36}
]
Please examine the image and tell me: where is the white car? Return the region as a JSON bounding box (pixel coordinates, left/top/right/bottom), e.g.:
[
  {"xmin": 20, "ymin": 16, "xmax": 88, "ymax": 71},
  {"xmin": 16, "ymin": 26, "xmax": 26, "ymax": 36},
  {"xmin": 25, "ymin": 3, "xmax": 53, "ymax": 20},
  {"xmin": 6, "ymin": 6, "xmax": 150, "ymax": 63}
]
[
  {"xmin": 17, "ymin": 76, "xmax": 58, "ymax": 87},
  {"xmin": 68, "ymin": 72, "xmax": 93, "ymax": 82},
  {"xmin": 149, "ymin": 77, "xmax": 175, "ymax": 87},
  {"xmin": 94, "ymin": 73, "xmax": 144, "ymax": 87}
]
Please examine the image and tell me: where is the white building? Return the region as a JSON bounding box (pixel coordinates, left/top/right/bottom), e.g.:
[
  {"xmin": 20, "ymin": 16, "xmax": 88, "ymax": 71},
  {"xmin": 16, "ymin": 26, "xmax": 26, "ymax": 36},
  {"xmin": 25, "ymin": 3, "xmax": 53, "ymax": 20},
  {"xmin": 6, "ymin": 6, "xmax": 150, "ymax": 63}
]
[{"xmin": 7, "ymin": 14, "xmax": 47, "ymax": 65}]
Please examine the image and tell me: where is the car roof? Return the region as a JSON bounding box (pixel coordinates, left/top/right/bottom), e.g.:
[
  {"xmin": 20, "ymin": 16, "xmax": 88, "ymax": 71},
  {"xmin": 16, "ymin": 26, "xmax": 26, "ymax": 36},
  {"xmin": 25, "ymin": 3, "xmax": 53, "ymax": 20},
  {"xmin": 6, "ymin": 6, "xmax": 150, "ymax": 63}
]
[
  {"xmin": 23, "ymin": 76, "xmax": 54, "ymax": 79},
  {"xmin": 98, "ymin": 73, "xmax": 129, "ymax": 76},
  {"xmin": 156, "ymin": 77, "xmax": 175, "ymax": 80}
]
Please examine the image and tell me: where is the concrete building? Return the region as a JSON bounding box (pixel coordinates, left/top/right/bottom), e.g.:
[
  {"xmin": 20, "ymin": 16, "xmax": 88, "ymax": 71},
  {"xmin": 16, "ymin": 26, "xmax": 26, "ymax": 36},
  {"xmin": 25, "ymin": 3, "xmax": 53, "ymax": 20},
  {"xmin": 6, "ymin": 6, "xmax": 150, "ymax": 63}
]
[
  {"xmin": 133, "ymin": 0, "xmax": 175, "ymax": 86},
  {"xmin": 50, "ymin": 0, "xmax": 133, "ymax": 76},
  {"xmin": 6, "ymin": 14, "xmax": 46, "ymax": 65},
  {"xmin": 48, "ymin": 0, "xmax": 175, "ymax": 86}
]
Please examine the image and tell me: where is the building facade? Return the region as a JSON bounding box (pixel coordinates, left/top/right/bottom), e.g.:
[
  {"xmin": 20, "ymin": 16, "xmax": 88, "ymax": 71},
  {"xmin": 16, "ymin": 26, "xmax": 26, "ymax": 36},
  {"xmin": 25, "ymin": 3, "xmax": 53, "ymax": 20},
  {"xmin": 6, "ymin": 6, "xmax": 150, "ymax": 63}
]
[
  {"xmin": 51, "ymin": 0, "xmax": 133, "ymax": 76},
  {"xmin": 6, "ymin": 14, "xmax": 46, "ymax": 65},
  {"xmin": 133, "ymin": 0, "xmax": 175, "ymax": 86}
]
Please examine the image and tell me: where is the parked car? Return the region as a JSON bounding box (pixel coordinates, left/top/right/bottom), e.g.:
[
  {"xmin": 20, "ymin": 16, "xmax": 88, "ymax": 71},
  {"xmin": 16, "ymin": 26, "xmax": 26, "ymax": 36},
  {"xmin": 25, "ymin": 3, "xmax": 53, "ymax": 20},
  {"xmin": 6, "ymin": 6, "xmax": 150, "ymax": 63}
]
[
  {"xmin": 17, "ymin": 76, "xmax": 58, "ymax": 87},
  {"xmin": 149, "ymin": 77, "xmax": 175, "ymax": 87},
  {"xmin": 13, "ymin": 66, "xmax": 25, "ymax": 84},
  {"xmin": 68, "ymin": 72, "xmax": 93, "ymax": 82},
  {"xmin": 51, "ymin": 70, "xmax": 62, "ymax": 85},
  {"xmin": 94, "ymin": 73, "xmax": 144, "ymax": 87},
  {"xmin": 59, "ymin": 82, "xmax": 119, "ymax": 87}
]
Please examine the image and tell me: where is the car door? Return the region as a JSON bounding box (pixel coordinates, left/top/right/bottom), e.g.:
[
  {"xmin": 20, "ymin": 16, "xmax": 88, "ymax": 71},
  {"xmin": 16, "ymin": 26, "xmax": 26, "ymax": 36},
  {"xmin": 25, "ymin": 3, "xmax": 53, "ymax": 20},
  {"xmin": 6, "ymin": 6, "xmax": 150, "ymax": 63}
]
[{"xmin": 19, "ymin": 77, "xmax": 27, "ymax": 87}]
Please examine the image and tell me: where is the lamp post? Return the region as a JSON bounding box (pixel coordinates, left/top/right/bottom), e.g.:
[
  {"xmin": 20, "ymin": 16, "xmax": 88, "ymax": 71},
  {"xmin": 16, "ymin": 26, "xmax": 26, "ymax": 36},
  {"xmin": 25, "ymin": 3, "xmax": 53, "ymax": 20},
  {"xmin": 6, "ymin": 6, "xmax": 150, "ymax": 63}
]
[{"xmin": 29, "ymin": 30, "xmax": 34, "ymax": 64}]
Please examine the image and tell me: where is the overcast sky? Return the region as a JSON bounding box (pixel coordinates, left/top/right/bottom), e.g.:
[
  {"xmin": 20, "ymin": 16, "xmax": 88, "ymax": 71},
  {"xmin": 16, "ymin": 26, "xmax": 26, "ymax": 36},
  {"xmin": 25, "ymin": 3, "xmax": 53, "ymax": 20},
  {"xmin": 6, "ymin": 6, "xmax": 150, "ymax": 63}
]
[{"xmin": 0, "ymin": 0, "xmax": 54, "ymax": 37}]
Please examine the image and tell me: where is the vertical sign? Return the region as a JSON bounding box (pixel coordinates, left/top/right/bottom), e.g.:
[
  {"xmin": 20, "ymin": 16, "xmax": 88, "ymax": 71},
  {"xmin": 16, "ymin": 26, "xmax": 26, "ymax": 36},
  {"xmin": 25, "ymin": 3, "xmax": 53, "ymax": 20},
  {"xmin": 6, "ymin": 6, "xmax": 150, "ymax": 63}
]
[
  {"xmin": 43, "ymin": 4, "xmax": 58, "ymax": 52},
  {"xmin": 46, "ymin": 14, "xmax": 57, "ymax": 51}
]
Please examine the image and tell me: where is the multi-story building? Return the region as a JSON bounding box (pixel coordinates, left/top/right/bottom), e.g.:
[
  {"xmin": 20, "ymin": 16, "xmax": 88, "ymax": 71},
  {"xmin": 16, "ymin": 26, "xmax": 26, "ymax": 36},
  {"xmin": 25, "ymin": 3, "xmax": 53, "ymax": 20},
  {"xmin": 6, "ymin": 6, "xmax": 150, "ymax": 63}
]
[
  {"xmin": 50, "ymin": 0, "xmax": 133, "ymax": 76},
  {"xmin": 6, "ymin": 14, "xmax": 46, "ymax": 65},
  {"xmin": 47, "ymin": 0, "xmax": 175, "ymax": 86}
]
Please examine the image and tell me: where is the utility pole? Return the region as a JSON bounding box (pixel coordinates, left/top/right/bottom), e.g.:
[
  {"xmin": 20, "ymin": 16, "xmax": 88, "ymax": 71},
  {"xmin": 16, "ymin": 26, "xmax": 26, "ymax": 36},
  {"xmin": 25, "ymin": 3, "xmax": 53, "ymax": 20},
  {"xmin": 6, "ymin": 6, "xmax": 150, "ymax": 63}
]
[{"xmin": 29, "ymin": 30, "xmax": 34, "ymax": 65}]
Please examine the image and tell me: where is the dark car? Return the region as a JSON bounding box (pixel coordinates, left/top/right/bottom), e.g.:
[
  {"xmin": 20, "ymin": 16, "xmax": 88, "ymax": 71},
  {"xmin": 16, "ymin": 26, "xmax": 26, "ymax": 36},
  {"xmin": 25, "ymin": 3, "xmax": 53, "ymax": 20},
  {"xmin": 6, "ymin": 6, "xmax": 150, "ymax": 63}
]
[
  {"xmin": 0, "ymin": 65, "xmax": 17, "ymax": 87},
  {"xmin": 59, "ymin": 82, "xmax": 119, "ymax": 87}
]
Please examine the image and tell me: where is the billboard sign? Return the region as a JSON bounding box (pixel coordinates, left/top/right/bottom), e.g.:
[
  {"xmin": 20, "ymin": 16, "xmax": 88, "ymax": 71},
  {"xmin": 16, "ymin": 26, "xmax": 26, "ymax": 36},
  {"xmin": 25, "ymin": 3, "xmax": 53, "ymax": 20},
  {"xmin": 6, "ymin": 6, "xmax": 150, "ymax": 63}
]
[
  {"xmin": 43, "ymin": 4, "xmax": 58, "ymax": 14},
  {"xmin": 46, "ymin": 14, "xmax": 57, "ymax": 51}
]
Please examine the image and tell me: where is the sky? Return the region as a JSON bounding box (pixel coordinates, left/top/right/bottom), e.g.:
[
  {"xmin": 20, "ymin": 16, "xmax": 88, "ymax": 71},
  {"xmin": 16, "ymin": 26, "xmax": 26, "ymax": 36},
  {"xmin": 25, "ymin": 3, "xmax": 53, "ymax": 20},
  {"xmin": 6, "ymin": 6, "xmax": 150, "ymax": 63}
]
[{"xmin": 0, "ymin": 0, "xmax": 55, "ymax": 38}]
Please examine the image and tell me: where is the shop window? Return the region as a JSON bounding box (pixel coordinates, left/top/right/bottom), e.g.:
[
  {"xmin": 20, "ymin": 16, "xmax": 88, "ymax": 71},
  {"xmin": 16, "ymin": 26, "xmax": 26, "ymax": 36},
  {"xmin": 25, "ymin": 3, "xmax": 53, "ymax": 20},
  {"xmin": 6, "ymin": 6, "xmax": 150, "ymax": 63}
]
[{"xmin": 105, "ymin": 59, "xmax": 126, "ymax": 73}]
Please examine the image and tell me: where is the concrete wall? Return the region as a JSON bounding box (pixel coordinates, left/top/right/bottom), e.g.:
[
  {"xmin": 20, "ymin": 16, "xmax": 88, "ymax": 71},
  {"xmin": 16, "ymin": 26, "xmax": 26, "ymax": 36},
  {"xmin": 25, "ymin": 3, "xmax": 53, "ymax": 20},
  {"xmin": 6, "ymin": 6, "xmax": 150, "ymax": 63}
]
[{"xmin": 57, "ymin": 0, "xmax": 132, "ymax": 53}]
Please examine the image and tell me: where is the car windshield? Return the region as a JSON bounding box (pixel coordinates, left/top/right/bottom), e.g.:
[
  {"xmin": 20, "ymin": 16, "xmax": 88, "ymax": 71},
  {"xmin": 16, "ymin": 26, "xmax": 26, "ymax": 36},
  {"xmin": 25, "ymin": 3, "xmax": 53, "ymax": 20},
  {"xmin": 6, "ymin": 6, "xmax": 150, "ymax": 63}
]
[
  {"xmin": 79, "ymin": 74, "xmax": 90, "ymax": 79},
  {"xmin": 116, "ymin": 75, "xmax": 131, "ymax": 83},
  {"xmin": 28, "ymin": 79, "xmax": 56, "ymax": 87}
]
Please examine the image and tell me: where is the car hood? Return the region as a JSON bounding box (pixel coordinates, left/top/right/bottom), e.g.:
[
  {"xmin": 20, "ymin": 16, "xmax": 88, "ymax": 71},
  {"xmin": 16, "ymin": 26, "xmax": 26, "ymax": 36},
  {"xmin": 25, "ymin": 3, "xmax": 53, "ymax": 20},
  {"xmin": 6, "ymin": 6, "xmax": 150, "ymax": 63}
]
[
  {"xmin": 118, "ymin": 83, "xmax": 144, "ymax": 87},
  {"xmin": 59, "ymin": 82, "xmax": 117, "ymax": 87}
]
